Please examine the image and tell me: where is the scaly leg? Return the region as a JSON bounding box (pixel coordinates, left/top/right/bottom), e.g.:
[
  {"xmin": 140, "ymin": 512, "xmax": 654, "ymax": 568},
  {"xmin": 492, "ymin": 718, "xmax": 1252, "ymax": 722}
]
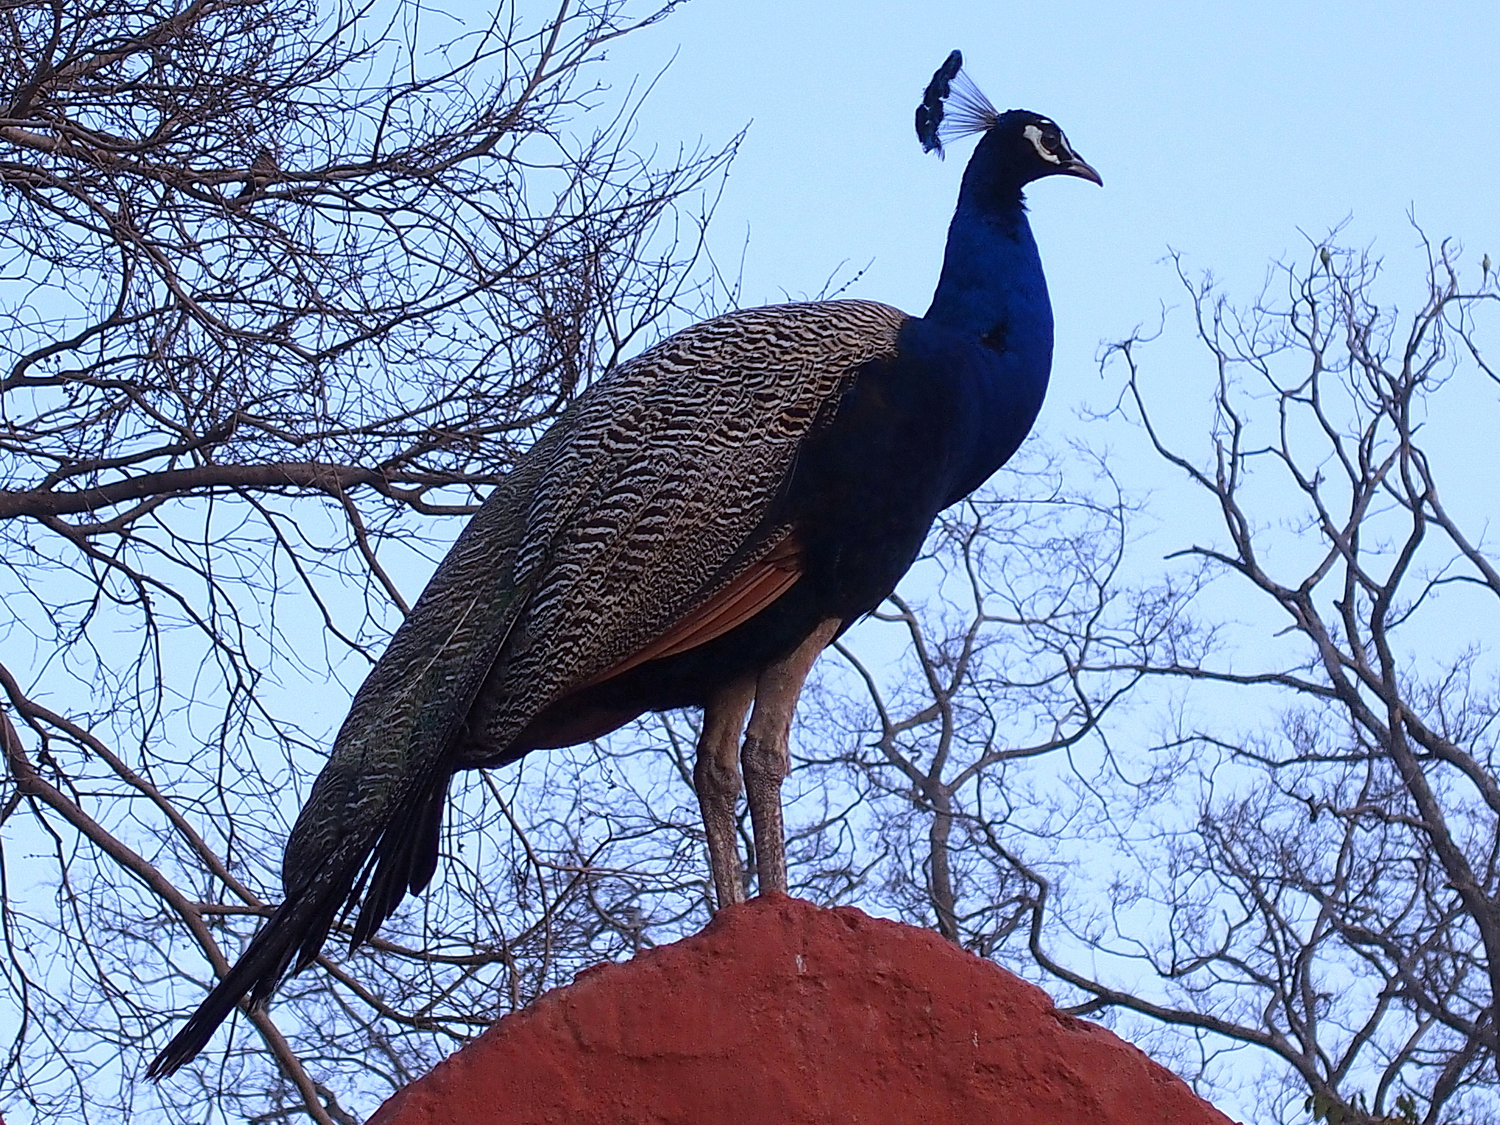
[
  {"xmin": 694, "ymin": 674, "xmax": 756, "ymax": 910},
  {"xmin": 741, "ymin": 617, "xmax": 842, "ymax": 896}
]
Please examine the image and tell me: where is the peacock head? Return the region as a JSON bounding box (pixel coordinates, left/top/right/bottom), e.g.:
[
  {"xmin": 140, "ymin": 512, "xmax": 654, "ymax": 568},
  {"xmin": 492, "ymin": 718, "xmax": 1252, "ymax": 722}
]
[{"xmin": 916, "ymin": 51, "xmax": 1102, "ymax": 190}]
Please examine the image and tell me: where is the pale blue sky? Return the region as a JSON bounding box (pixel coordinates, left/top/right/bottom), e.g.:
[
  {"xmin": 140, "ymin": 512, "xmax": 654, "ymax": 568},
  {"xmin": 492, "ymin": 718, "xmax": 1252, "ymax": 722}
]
[
  {"xmin": 606, "ymin": 0, "xmax": 1500, "ymax": 419},
  {"xmin": 594, "ymin": 15, "xmax": 1500, "ymax": 1114}
]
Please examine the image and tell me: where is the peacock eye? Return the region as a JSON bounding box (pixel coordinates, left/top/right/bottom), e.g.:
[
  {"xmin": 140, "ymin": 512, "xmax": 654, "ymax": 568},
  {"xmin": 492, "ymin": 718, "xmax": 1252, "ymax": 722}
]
[{"xmin": 1022, "ymin": 123, "xmax": 1065, "ymax": 164}]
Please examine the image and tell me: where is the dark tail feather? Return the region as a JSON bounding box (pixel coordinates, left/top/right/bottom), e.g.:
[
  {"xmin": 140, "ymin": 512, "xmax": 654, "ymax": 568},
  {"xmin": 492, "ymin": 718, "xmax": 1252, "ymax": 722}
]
[
  {"xmin": 148, "ymin": 769, "xmax": 452, "ymax": 1079},
  {"xmin": 146, "ymin": 880, "xmax": 349, "ymax": 1080},
  {"xmin": 349, "ymin": 768, "xmax": 449, "ymax": 948}
]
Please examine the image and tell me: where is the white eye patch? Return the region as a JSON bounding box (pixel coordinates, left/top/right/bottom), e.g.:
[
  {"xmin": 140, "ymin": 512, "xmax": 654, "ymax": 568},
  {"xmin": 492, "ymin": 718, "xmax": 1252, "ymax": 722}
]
[{"xmin": 1023, "ymin": 123, "xmax": 1065, "ymax": 164}]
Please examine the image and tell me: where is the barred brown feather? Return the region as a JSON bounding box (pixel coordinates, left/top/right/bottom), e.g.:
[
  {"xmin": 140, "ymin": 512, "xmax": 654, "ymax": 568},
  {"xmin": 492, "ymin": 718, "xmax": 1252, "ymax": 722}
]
[{"xmin": 461, "ymin": 299, "xmax": 908, "ymax": 758}]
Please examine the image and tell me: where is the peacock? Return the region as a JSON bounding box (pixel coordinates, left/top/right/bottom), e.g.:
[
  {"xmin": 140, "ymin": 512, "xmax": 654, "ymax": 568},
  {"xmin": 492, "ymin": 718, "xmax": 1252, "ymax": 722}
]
[{"xmin": 149, "ymin": 50, "xmax": 1100, "ymax": 1077}]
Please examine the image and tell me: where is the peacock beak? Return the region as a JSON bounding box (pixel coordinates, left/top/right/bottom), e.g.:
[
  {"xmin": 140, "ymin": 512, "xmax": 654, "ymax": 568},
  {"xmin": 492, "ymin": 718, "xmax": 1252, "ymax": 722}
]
[{"xmin": 1061, "ymin": 155, "xmax": 1103, "ymax": 186}]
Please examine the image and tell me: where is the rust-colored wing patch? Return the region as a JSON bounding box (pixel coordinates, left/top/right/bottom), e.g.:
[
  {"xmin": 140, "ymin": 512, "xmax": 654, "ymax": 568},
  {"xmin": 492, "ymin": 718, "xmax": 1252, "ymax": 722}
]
[
  {"xmin": 508, "ymin": 535, "xmax": 806, "ymax": 756},
  {"xmin": 582, "ymin": 534, "xmax": 804, "ymax": 690}
]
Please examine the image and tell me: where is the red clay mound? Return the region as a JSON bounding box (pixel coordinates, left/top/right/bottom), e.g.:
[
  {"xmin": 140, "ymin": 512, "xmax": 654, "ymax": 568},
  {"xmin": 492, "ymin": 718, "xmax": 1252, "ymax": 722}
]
[{"xmin": 369, "ymin": 895, "xmax": 1236, "ymax": 1125}]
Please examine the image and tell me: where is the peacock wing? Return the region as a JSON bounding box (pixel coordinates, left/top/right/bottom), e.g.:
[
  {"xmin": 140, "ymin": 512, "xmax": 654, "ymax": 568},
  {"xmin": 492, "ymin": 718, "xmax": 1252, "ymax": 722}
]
[{"xmin": 459, "ymin": 299, "xmax": 909, "ymax": 758}]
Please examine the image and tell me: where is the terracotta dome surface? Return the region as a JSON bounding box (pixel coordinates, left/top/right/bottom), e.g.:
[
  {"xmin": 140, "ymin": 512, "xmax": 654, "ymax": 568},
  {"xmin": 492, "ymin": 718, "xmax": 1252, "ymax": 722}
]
[{"xmin": 369, "ymin": 895, "xmax": 1238, "ymax": 1125}]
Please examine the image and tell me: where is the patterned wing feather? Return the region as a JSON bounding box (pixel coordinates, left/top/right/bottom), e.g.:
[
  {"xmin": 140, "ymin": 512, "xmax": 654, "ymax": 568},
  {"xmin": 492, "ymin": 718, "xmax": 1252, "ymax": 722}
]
[{"xmin": 458, "ymin": 299, "xmax": 908, "ymax": 758}]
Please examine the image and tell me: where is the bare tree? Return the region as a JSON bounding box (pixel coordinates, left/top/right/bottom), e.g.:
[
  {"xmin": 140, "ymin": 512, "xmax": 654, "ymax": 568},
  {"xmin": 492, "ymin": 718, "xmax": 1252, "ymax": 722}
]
[
  {"xmin": 0, "ymin": 0, "xmax": 733, "ymax": 1120},
  {"xmin": 1087, "ymin": 239, "xmax": 1500, "ymax": 1123},
  {"xmin": 789, "ymin": 453, "xmax": 1162, "ymax": 946},
  {"xmin": 5, "ymin": 6, "xmax": 1494, "ymax": 1123},
  {"xmin": 804, "ymin": 239, "xmax": 1498, "ymax": 1124}
]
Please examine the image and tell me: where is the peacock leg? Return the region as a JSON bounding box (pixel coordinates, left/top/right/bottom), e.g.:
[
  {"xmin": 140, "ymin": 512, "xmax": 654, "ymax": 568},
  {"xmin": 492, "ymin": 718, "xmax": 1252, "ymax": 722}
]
[
  {"xmin": 741, "ymin": 616, "xmax": 842, "ymax": 896},
  {"xmin": 695, "ymin": 674, "xmax": 757, "ymax": 910}
]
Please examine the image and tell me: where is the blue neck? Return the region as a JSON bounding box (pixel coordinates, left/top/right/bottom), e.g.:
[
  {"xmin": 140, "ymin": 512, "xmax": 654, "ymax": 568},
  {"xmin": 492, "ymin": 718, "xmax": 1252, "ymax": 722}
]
[
  {"xmin": 903, "ymin": 175, "xmax": 1056, "ymax": 504},
  {"xmin": 923, "ymin": 188, "xmax": 1054, "ymax": 378}
]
